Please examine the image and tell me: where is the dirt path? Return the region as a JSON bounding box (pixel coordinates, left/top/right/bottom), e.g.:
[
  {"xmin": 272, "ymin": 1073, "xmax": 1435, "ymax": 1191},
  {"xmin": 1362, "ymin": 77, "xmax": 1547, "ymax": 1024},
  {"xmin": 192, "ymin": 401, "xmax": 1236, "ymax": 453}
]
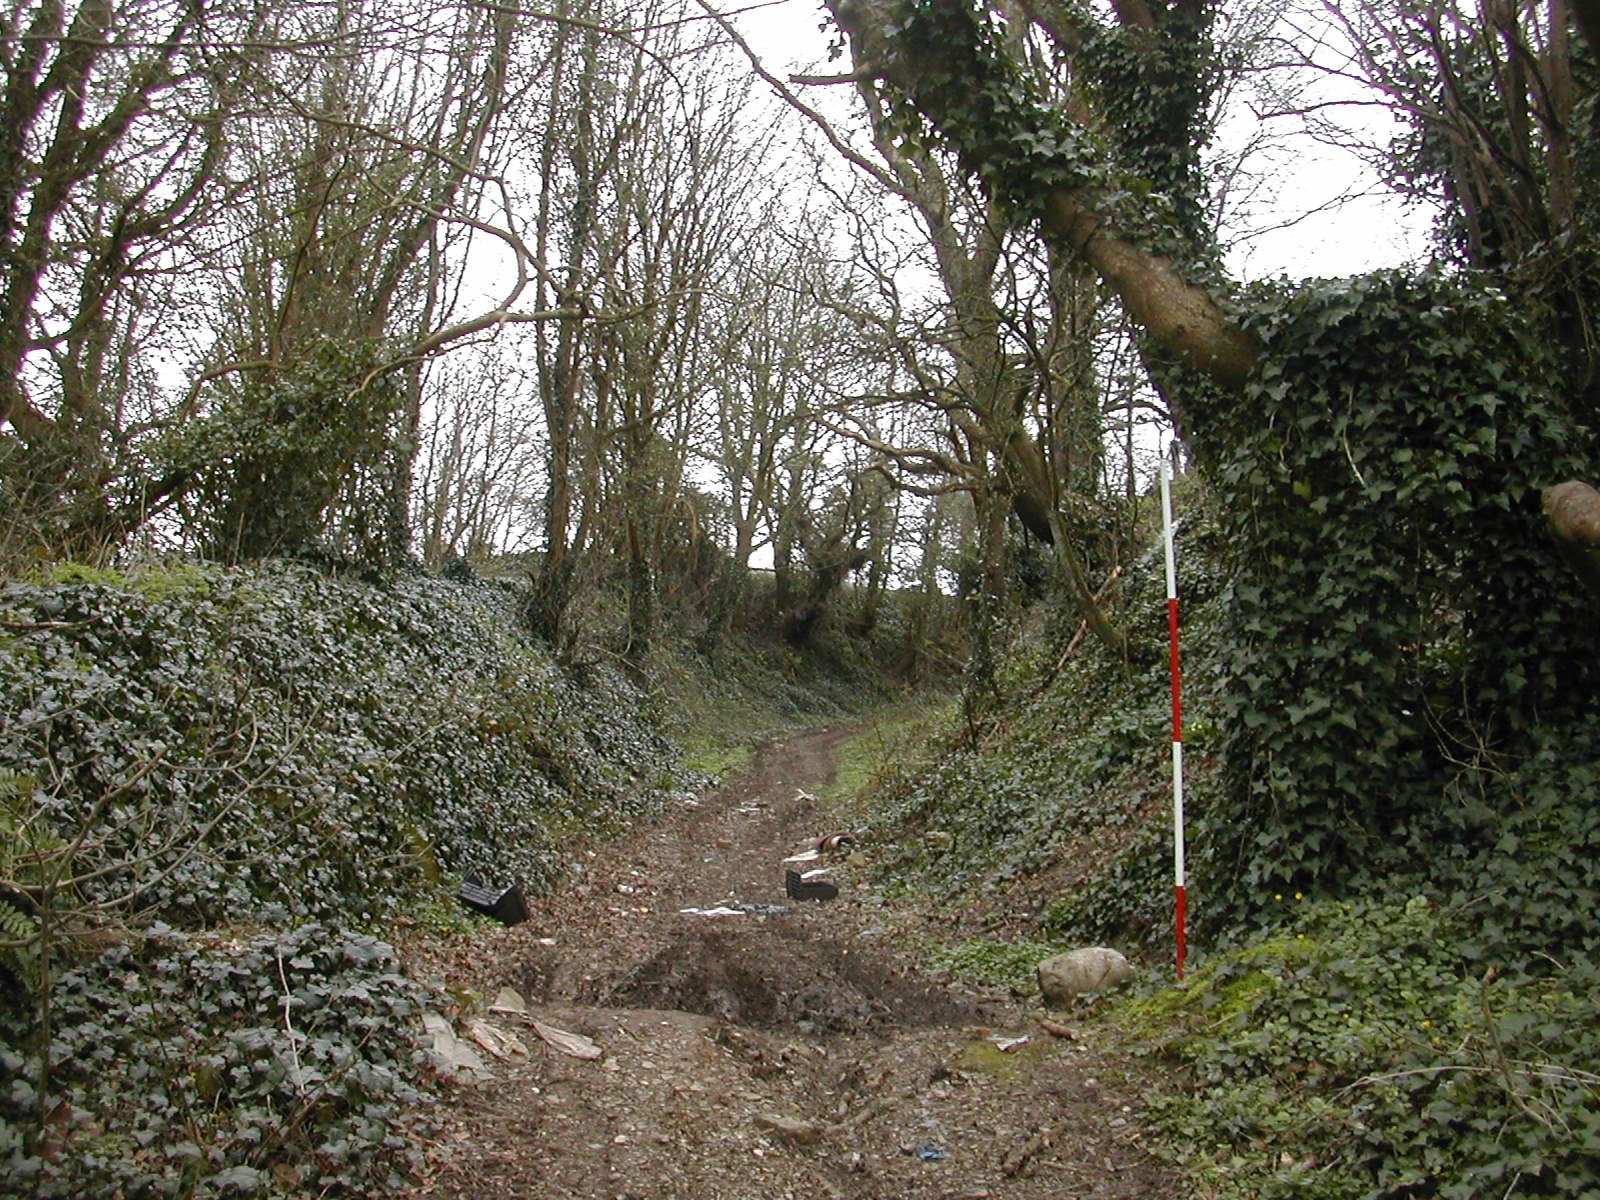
[{"xmin": 405, "ymin": 722, "xmax": 1178, "ymax": 1199}]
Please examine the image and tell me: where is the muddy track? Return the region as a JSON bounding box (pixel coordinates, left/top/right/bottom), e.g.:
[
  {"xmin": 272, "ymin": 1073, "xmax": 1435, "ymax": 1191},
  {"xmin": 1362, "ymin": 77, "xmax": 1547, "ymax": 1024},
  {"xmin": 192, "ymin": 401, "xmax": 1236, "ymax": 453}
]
[{"xmin": 405, "ymin": 723, "xmax": 1178, "ymax": 1199}]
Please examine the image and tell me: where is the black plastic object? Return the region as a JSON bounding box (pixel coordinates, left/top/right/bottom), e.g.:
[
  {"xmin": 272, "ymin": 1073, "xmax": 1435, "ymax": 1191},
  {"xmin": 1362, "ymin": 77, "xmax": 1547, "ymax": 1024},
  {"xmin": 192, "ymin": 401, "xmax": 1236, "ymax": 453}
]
[
  {"xmin": 457, "ymin": 875, "xmax": 529, "ymax": 925},
  {"xmin": 784, "ymin": 869, "xmax": 838, "ymax": 902}
]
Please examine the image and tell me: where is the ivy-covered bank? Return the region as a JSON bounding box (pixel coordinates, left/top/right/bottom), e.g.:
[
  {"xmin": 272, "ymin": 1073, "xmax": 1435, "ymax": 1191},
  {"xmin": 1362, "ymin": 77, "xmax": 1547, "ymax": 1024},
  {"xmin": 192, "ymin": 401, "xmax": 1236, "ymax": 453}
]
[
  {"xmin": 876, "ymin": 449, "xmax": 1600, "ymax": 1197},
  {"xmin": 0, "ymin": 561, "xmax": 687, "ymax": 1197},
  {"xmin": 866, "ymin": 474, "xmax": 1228, "ymax": 954}
]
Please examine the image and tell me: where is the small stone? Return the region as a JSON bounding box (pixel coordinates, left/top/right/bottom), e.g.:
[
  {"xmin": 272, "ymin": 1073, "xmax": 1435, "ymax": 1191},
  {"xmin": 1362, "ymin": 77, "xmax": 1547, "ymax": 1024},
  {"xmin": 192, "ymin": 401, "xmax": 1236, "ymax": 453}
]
[
  {"xmin": 753, "ymin": 1113, "xmax": 822, "ymax": 1143},
  {"xmin": 1037, "ymin": 947, "xmax": 1136, "ymax": 1002}
]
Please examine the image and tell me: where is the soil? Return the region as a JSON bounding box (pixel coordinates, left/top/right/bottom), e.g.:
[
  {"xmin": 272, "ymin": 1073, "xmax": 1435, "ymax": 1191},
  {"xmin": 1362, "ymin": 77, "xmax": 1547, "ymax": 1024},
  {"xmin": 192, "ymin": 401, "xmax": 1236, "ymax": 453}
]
[{"xmin": 402, "ymin": 722, "xmax": 1180, "ymax": 1200}]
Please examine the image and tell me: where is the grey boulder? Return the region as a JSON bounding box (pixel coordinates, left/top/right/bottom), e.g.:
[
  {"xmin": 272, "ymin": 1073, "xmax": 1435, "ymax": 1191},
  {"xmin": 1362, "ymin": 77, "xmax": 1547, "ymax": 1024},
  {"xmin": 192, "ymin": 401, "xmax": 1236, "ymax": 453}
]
[{"xmin": 1037, "ymin": 947, "xmax": 1135, "ymax": 1002}]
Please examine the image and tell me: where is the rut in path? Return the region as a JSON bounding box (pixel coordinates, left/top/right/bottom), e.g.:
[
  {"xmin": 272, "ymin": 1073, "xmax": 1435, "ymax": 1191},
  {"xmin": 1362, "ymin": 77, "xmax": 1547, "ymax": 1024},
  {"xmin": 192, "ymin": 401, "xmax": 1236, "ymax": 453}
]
[{"xmin": 409, "ymin": 722, "xmax": 1179, "ymax": 1200}]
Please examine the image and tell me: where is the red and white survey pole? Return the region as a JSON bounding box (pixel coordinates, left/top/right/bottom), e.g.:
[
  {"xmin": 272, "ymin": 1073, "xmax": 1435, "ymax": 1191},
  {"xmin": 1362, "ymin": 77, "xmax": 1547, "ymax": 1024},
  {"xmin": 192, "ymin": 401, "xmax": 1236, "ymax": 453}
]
[{"xmin": 1159, "ymin": 452, "xmax": 1188, "ymax": 980}]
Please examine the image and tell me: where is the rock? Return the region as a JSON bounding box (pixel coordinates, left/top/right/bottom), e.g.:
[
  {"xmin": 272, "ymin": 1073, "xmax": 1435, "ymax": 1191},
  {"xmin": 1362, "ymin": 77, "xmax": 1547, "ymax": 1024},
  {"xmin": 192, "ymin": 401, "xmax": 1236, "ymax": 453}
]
[
  {"xmin": 1036, "ymin": 947, "xmax": 1135, "ymax": 1002},
  {"xmin": 754, "ymin": 1113, "xmax": 822, "ymax": 1143},
  {"xmin": 532, "ymin": 1020, "xmax": 604, "ymax": 1060},
  {"xmin": 490, "ymin": 987, "xmax": 528, "ymax": 1016},
  {"xmin": 464, "ymin": 1016, "xmax": 528, "ymax": 1060}
]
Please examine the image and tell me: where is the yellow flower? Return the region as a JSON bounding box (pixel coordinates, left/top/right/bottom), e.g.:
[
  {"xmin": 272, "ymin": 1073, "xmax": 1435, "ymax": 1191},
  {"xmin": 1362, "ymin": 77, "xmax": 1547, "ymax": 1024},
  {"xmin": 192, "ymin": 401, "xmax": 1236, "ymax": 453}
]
[
  {"xmin": 1275, "ymin": 893, "xmax": 1284, "ymax": 902},
  {"xmin": 1294, "ymin": 891, "xmax": 1304, "ymax": 901}
]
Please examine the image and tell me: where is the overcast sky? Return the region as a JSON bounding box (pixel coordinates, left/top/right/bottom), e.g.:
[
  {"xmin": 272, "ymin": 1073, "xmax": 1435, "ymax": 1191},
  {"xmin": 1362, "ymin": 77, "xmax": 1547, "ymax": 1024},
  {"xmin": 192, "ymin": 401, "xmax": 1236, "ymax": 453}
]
[{"xmin": 722, "ymin": 0, "xmax": 1431, "ymax": 282}]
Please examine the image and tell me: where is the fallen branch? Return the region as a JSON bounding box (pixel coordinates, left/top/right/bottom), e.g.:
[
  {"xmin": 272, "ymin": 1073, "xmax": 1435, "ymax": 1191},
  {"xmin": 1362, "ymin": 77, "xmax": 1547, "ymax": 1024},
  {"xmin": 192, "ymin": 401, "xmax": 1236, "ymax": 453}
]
[{"xmin": 1033, "ymin": 565, "xmax": 1125, "ymax": 695}]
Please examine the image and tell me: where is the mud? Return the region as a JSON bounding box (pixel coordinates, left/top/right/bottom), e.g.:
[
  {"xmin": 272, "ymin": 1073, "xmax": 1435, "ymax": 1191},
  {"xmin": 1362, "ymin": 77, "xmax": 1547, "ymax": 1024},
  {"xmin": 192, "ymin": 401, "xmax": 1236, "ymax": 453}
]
[{"xmin": 404, "ymin": 721, "xmax": 1180, "ymax": 1200}]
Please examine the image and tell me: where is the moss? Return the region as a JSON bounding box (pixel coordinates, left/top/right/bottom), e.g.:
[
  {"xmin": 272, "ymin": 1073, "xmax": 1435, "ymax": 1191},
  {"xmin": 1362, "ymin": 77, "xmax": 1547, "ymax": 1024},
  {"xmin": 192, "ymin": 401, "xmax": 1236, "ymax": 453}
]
[
  {"xmin": 31, "ymin": 561, "xmax": 214, "ymax": 600},
  {"xmin": 1120, "ymin": 933, "xmax": 1317, "ymax": 1039},
  {"xmin": 954, "ymin": 1035, "xmax": 1053, "ymax": 1080}
]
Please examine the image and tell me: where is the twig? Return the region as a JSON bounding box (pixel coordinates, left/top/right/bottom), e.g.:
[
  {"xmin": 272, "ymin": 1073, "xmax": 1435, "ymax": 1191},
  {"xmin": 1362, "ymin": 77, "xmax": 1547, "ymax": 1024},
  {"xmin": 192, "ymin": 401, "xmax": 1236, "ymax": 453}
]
[
  {"xmin": 276, "ymin": 949, "xmax": 307, "ymax": 1099},
  {"xmin": 1033, "ymin": 565, "xmax": 1124, "ymax": 695},
  {"xmin": 0, "ymin": 618, "xmax": 96, "ymax": 633}
]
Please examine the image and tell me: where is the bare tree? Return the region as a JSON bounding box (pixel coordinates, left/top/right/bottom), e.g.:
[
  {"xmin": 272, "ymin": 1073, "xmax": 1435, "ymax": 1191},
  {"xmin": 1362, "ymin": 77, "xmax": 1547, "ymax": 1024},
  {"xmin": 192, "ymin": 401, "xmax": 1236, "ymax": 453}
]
[
  {"xmin": 413, "ymin": 347, "xmax": 544, "ymax": 565},
  {"xmin": 0, "ymin": 0, "xmax": 252, "ymax": 556},
  {"xmin": 180, "ymin": 0, "xmax": 519, "ymax": 561}
]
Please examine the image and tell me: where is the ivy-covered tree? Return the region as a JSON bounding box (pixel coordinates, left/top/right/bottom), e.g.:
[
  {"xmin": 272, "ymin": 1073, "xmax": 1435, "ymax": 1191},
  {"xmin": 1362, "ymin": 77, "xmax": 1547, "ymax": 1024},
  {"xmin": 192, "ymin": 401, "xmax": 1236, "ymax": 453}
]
[
  {"xmin": 824, "ymin": 0, "xmax": 1599, "ymax": 904},
  {"xmin": 181, "ymin": 0, "xmax": 517, "ymax": 563}
]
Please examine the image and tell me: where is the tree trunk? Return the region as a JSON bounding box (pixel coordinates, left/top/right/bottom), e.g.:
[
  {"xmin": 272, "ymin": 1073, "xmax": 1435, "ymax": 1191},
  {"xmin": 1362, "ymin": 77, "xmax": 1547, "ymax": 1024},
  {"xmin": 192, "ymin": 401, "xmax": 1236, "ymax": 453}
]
[
  {"xmin": 827, "ymin": 0, "xmax": 1262, "ymax": 393},
  {"xmin": 1544, "ymin": 480, "xmax": 1600, "ymax": 601}
]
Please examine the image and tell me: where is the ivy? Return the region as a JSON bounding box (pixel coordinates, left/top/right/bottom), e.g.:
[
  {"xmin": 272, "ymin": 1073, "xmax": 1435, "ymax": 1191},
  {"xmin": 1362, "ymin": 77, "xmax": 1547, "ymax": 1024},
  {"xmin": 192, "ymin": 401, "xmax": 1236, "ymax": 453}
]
[
  {"xmin": 0, "ymin": 924, "xmax": 432, "ymax": 1197},
  {"xmin": 0, "ymin": 560, "xmax": 693, "ymax": 1195},
  {"xmin": 169, "ymin": 336, "xmax": 411, "ymax": 564},
  {"xmin": 860, "ymin": 0, "xmax": 1223, "ymax": 271},
  {"xmin": 866, "ymin": 491, "xmax": 1229, "ymax": 955},
  {"xmin": 1191, "ymin": 270, "xmax": 1600, "ymax": 913},
  {"xmin": 1127, "ymin": 896, "xmax": 1600, "ymax": 1198},
  {"xmin": 0, "ymin": 561, "xmax": 681, "ymax": 928}
]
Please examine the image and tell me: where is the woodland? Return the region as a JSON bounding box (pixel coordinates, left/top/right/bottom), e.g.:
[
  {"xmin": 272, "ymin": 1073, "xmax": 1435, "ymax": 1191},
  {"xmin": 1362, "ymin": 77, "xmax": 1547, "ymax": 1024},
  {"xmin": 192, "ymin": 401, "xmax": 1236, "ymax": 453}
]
[{"xmin": 2, "ymin": 0, "xmax": 1600, "ymax": 1195}]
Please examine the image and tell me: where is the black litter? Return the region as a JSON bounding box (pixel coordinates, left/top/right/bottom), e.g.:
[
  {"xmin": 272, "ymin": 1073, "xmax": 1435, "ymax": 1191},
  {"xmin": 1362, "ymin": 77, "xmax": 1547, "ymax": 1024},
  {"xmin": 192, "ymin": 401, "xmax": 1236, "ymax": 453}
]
[
  {"xmin": 784, "ymin": 869, "xmax": 838, "ymax": 902},
  {"xmin": 458, "ymin": 876, "xmax": 529, "ymax": 925}
]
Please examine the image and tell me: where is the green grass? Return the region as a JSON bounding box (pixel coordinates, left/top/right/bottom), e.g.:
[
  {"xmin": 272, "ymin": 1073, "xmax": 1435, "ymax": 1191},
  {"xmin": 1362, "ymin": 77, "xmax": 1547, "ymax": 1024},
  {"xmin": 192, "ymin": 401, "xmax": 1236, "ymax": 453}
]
[
  {"xmin": 679, "ymin": 742, "xmax": 754, "ymax": 781},
  {"xmin": 823, "ymin": 699, "xmax": 956, "ymax": 820}
]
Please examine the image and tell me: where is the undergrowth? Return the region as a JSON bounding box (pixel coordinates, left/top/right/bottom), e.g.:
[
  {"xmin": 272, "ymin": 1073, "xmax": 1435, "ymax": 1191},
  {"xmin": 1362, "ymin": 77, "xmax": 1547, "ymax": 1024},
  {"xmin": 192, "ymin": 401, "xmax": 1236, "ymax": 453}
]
[
  {"xmin": 653, "ymin": 629, "xmax": 900, "ymax": 785},
  {"xmin": 824, "ymin": 701, "xmax": 955, "ymax": 822},
  {"xmin": 929, "ymin": 936, "xmax": 1065, "ymax": 996},
  {"xmin": 1122, "ymin": 892, "xmax": 1600, "ymax": 1198},
  {"xmin": 860, "ymin": 467, "xmax": 1600, "ymax": 1195},
  {"xmin": 865, "ymin": 478, "xmax": 1226, "ymax": 955},
  {"xmin": 0, "ymin": 559, "xmax": 688, "ymax": 1194}
]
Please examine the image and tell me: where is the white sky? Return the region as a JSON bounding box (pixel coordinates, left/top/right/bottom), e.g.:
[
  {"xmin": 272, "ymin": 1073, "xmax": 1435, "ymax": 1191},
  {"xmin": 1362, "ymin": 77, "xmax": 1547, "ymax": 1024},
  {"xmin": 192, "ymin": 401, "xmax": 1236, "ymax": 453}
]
[{"xmin": 722, "ymin": 0, "xmax": 1430, "ymax": 281}]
